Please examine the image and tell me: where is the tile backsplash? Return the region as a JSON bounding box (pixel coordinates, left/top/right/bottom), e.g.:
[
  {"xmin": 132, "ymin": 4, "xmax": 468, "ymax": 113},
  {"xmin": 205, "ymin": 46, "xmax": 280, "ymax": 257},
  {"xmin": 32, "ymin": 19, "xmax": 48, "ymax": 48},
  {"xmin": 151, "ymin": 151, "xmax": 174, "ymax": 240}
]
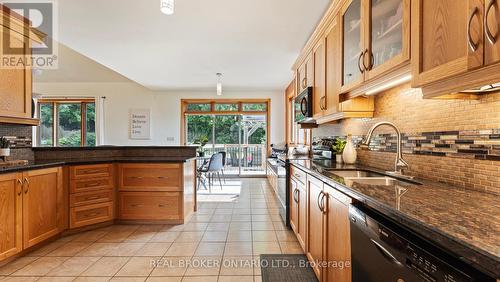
[
  {"xmin": 0, "ymin": 124, "xmax": 34, "ymax": 161},
  {"xmin": 313, "ymin": 83, "xmax": 500, "ymax": 194}
]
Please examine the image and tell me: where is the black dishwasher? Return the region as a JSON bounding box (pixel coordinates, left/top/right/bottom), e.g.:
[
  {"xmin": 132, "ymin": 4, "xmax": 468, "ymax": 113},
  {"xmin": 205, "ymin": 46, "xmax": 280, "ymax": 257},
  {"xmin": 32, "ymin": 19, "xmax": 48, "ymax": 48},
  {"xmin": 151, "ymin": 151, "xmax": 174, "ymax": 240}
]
[{"xmin": 349, "ymin": 204, "xmax": 495, "ymax": 282}]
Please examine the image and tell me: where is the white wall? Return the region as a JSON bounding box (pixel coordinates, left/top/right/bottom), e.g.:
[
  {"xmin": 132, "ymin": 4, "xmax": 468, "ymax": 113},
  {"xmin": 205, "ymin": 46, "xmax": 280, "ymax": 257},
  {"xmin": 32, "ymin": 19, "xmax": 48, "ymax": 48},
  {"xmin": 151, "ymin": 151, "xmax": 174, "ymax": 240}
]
[{"xmin": 34, "ymin": 82, "xmax": 285, "ymax": 146}]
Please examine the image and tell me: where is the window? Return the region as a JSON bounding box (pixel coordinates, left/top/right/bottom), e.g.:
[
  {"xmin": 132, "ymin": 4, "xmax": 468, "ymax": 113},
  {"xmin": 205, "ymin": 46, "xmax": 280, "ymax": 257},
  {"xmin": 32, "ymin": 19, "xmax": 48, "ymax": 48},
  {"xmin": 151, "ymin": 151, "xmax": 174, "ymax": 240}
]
[
  {"xmin": 37, "ymin": 99, "xmax": 96, "ymax": 147},
  {"xmin": 242, "ymin": 103, "xmax": 267, "ymax": 112},
  {"xmin": 214, "ymin": 103, "xmax": 238, "ymax": 111},
  {"xmin": 186, "ymin": 103, "xmax": 211, "ymax": 112}
]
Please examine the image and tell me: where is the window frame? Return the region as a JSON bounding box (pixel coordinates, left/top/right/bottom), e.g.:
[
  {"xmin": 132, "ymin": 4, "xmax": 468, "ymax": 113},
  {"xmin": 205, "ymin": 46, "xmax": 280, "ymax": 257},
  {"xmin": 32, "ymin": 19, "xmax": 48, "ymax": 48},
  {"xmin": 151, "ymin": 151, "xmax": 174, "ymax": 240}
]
[{"xmin": 37, "ymin": 98, "xmax": 96, "ymax": 147}]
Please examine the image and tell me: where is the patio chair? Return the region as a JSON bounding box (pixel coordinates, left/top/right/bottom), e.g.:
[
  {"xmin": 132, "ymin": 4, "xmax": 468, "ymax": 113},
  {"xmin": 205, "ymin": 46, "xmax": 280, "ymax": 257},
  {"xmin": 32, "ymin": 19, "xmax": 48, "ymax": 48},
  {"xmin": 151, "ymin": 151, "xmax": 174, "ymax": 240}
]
[
  {"xmin": 197, "ymin": 152, "xmax": 224, "ymax": 192},
  {"xmin": 219, "ymin": 151, "xmax": 227, "ymax": 183}
]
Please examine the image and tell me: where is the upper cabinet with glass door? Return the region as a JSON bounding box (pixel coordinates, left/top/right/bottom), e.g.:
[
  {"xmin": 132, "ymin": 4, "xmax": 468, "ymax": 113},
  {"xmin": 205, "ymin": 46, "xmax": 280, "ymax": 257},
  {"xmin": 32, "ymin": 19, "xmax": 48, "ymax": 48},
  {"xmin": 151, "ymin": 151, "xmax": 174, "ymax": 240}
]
[
  {"xmin": 341, "ymin": 0, "xmax": 365, "ymax": 93},
  {"xmin": 340, "ymin": 0, "xmax": 410, "ymax": 93},
  {"xmin": 365, "ymin": 0, "xmax": 410, "ymax": 80}
]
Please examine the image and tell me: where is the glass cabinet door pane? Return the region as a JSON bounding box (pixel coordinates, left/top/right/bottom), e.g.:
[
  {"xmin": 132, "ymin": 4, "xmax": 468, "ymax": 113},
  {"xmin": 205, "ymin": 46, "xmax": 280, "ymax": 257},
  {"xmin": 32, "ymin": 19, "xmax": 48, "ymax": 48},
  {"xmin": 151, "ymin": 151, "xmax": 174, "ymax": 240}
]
[
  {"xmin": 343, "ymin": 0, "xmax": 363, "ymax": 86},
  {"xmin": 371, "ymin": 0, "xmax": 404, "ymax": 68}
]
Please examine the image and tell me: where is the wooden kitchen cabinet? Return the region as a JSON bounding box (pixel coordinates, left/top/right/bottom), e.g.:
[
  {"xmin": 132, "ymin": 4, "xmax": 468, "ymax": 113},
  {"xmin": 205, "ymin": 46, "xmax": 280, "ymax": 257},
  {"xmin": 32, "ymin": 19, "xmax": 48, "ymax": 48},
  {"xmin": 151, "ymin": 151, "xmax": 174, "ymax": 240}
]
[
  {"xmin": 484, "ymin": 0, "xmax": 500, "ymax": 65},
  {"xmin": 297, "ymin": 180, "xmax": 307, "ymax": 252},
  {"xmin": 411, "ymin": 0, "xmax": 484, "ymax": 87},
  {"xmin": 341, "ymin": 0, "xmax": 410, "ymax": 92},
  {"xmin": 365, "ymin": 0, "xmax": 411, "ymax": 80},
  {"xmin": 118, "ymin": 163, "xmax": 182, "ymax": 191},
  {"xmin": 340, "ymin": 0, "xmax": 365, "ymax": 93},
  {"xmin": 0, "ymin": 6, "xmax": 41, "ymax": 125},
  {"xmin": 313, "ymin": 38, "xmax": 326, "ymax": 119},
  {"xmin": 118, "ymin": 191, "xmax": 182, "ymax": 221},
  {"xmin": 306, "ymin": 175, "xmax": 325, "ymax": 280},
  {"xmin": 297, "ymin": 53, "xmax": 314, "ymax": 94},
  {"xmin": 0, "ymin": 173, "xmax": 23, "ymax": 260},
  {"xmin": 22, "ymin": 167, "xmax": 63, "ymax": 248},
  {"xmin": 290, "ymin": 167, "xmax": 308, "ymax": 252},
  {"xmin": 290, "ymin": 177, "xmax": 299, "ymax": 233},
  {"xmin": 324, "ymin": 17, "xmax": 340, "ymax": 116},
  {"xmin": 323, "ymin": 185, "xmax": 352, "ymax": 282}
]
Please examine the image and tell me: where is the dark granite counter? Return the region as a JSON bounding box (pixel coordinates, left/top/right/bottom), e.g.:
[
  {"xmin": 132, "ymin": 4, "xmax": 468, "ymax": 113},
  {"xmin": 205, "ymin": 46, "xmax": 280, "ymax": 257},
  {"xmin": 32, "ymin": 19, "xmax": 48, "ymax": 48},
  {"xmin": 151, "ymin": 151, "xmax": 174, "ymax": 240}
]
[
  {"xmin": 289, "ymin": 158, "xmax": 500, "ymax": 278},
  {"xmin": 0, "ymin": 146, "xmax": 198, "ymax": 174}
]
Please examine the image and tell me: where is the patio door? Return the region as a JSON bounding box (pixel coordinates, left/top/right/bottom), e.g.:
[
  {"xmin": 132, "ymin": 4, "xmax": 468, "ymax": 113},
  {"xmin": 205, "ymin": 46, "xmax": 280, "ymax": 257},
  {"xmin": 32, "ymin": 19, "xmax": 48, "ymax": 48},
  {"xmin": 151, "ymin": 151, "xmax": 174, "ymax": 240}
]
[{"xmin": 185, "ymin": 113, "xmax": 268, "ymax": 177}]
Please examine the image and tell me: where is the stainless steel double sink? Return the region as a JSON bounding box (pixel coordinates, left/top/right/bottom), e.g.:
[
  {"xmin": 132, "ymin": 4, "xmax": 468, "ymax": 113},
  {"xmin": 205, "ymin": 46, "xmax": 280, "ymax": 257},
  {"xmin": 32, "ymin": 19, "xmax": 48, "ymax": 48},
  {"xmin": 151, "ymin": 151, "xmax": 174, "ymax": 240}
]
[{"xmin": 326, "ymin": 169, "xmax": 420, "ymax": 186}]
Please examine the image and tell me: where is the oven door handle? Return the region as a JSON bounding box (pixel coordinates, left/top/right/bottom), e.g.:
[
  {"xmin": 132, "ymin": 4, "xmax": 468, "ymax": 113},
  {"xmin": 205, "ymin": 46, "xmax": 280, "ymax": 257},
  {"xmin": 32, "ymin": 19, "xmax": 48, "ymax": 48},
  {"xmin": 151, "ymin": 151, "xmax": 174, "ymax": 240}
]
[{"xmin": 370, "ymin": 239, "xmax": 403, "ymax": 266}]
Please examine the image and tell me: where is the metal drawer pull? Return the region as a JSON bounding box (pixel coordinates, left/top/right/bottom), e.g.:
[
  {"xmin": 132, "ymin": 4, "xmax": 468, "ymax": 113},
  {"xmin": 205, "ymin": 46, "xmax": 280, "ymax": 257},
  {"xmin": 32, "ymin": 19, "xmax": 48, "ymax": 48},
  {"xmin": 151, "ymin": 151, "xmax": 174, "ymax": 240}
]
[
  {"xmin": 485, "ymin": 0, "xmax": 497, "ymax": 44},
  {"xmin": 129, "ymin": 176, "xmax": 144, "ymax": 179},
  {"xmin": 131, "ymin": 204, "xmax": 144, "ymax": 207},
  {"xmin": 84, "ymin": 182, "xmax": 101, "ymax": 187},
  {"xmin": 84, "ymin": 212, "xmax": 100, "ymax": 218},
  {"xmin": 468, "ymin": 7, "xmax": 480, "ymax": 51},
  {"xmin": 320, "ymin": 192, "xmax": 327, "ymax": 214},
  {"xmin": 157, "ymin": 176, "xmax": 169, "ymax": 179},
  {"xmin": 82, "ymin": 169, "xmax": 103, "ymax": 174},
  {"xmin": 317, "ymin": 191, "xmax": 324, "ymax": 211},
  {"xmin": 158, "ymin": 204, "xmax": 168, "ymax": 208},
  {"xmin": 84, "ymin": 196, "xmax": 101, "ymax": 201},
  {"xmin": 362, "ymin": 49, "xmax": 370, "ymax": 71}
]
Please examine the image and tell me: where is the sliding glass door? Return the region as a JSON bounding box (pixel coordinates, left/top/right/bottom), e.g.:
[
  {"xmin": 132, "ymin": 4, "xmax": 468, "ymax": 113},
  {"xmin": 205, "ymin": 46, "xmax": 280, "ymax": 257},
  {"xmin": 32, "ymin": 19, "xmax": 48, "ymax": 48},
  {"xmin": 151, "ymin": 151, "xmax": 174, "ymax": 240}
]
[{"xmin": 185, "ymin": 113, "xmax": 267, "ymax": 176}]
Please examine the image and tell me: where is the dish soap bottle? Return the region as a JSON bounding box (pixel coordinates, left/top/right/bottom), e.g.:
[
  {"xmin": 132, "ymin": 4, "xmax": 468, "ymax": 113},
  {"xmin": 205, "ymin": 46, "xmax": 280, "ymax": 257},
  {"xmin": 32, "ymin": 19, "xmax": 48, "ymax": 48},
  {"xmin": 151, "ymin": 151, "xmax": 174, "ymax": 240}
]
[{"xmin": 342, "ymin": 134, "xmax": 357, "ymax": 164}]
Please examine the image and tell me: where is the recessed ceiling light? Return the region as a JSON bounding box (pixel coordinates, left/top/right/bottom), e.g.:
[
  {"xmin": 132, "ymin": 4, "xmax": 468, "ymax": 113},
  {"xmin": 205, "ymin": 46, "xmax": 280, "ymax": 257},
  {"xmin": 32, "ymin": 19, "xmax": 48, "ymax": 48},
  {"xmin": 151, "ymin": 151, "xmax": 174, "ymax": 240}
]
[{"xmin": 160, "ymin": 0, "xmax": 174, "ymax": 15}]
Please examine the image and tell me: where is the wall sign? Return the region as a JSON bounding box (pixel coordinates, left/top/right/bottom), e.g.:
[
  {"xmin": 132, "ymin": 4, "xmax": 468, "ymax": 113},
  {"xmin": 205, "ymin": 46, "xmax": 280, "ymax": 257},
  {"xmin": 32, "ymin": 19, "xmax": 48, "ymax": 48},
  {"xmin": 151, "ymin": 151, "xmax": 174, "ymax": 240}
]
[{"xmin": 129, "ymin": 109, "xmax": 151, "ymax": 140}]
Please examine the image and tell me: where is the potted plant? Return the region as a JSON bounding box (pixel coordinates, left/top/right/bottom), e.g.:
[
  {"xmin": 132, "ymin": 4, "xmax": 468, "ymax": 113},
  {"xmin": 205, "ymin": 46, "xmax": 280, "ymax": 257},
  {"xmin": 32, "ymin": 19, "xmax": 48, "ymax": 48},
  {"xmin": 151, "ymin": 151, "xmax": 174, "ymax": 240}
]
[
  {"xmin": 331, "ymin": 138, "xmax": 346, "ymax": 163},
  {"xmin": 0, "ymin": 137, "xmax": 11, "ymax": 161},
  {"xmin": 194, "ymin": 136, "xmax": 209, "ymax": 157}
]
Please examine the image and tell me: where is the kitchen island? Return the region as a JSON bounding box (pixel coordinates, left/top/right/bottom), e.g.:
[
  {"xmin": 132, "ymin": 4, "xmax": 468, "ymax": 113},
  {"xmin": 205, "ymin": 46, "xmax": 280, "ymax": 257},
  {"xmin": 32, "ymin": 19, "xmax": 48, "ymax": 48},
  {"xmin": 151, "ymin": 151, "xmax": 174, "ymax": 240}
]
[{"xmin": 0, "ymin": 146, "xmax": 197, "ymax": 264}]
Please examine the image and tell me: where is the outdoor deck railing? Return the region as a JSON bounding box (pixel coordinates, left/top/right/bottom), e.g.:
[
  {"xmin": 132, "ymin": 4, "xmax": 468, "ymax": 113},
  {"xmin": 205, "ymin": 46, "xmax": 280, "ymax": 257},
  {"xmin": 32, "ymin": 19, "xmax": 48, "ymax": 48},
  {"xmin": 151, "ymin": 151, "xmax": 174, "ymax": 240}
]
[{"xmin": 202, "ymin": 144, "xmax": 267, "ymax": 170}]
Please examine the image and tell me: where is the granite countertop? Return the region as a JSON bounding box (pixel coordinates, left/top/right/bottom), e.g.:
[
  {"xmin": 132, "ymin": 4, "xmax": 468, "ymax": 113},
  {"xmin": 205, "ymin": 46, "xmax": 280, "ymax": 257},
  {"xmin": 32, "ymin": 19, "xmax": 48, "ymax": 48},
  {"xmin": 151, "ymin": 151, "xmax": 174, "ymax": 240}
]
[
  {"xmin": 32, "ymin": 145, "xmax": 199, "ymax": 151},
  {"xmin": 0, "ymin": 156, "xmax": 197, "ymax": 174},
  {"xmin": 289, "ymin": 158, "xmax": 500, "ymax": 278}
]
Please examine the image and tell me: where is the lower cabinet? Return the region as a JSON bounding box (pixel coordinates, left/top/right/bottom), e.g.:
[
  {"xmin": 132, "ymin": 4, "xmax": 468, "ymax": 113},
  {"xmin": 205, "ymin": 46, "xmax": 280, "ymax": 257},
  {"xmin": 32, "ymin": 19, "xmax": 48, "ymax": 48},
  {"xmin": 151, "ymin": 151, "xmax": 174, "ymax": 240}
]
[
  {"xmin": 324, "ymin": 184, "xmax": 352, "ymax": 282},
  {"xmin": 69, "ymin": 164, "xmax": 115, "ymax": 229},
  {"xmin": 289, "ymin": 165, "xmax": 353, "ymax": 282},
  {"xmin": 290, "ymin": 174, "xmax": 308, "ymax": 252},
  {"xmin": 70, "ymin": 202, "xmax": 114, "ymax": 229},
  {"xmin": 119, "ymin": 191, "xmax": 182, "ymax": 221},
  {"xmin": 0, "ymin": 173, "xmax": 23, "ymax": 260},
  {"xmin": 0, "ymin": 168, "xmax": 63, "ymax": 261},
  {"xmin": 22, "ymin": 167, "xmax": 63, "ymax": 248},
  {"xmin": 306, "ymin": 175, "xmax": 326, "ymax": 280}
]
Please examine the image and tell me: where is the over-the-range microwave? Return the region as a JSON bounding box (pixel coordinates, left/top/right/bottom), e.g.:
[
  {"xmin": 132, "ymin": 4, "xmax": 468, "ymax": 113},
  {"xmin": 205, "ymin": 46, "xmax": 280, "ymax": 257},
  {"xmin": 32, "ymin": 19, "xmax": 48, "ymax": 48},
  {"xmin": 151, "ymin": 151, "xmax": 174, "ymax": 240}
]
[{"xmin": 294, "ymin": 87, "xmax": 313, "ymax": 123}]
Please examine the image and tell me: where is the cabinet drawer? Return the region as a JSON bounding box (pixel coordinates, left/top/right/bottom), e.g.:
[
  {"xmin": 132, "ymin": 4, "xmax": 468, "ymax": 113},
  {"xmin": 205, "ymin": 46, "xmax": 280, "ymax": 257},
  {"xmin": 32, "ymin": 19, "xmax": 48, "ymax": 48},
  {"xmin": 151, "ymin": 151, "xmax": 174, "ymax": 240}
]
[
  {"xmin": 119, "ymin": 164, "xmax": 182, "ymax": 191},
  {"xmin": 290, "ymin": 165, "xmax": 307, "ymax": 184},
  {"xmin": 70, "ymin": 164, "xmax": 113, "ymax": 180},
  {"xmin": 118, "ymin": 192, "xmax": 182, "ymax": 220},
  {"xmin": 70, "ymin": 177, "xmax": 114, "ymax": 193},
  {"xmin": 70, "ymin": 190, "xmax": 114, "ymax": 207},
  {"xmin": 70, "ymin": 202, "xmax": 114, "ymax": 229}
]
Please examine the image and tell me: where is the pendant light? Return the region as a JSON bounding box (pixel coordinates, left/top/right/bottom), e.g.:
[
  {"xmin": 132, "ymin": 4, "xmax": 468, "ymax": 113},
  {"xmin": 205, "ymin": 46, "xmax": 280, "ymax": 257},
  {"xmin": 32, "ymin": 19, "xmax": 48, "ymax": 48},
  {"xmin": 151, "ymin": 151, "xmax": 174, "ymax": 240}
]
[
  {"xmin": 160, "ymin": 0, "xmax": 174, "ymax": 15},
  {"xmin": 216, "ymin": 73, "xmax": 223, "ymax": 96}
]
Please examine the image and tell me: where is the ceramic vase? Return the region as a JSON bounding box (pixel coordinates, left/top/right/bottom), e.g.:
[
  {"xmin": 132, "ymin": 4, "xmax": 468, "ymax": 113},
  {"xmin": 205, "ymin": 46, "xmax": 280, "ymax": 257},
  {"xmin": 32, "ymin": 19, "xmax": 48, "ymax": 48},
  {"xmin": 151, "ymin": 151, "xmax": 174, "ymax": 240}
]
[{"xmin": 342, "ymin": 134, "xmax": 357, "ymax": 164}]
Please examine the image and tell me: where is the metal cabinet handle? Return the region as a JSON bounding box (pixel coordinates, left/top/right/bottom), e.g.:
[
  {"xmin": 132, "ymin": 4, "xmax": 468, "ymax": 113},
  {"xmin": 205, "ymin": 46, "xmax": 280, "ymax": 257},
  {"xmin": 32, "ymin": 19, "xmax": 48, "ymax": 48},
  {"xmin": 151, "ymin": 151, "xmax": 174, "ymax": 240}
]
[
  {"xmin": 320, "ymin": 192, "xmax": 327, "ymax": 214},
  {"xmin": 84, "ymin": 196, "xmax": 101, "ymax": 201},
  {"xmin": 130, "ymin": 176, "xmax": 144, "ymax": 179},
  {"xmin": 319, "ymin": 96, "xmax": 326, "ymax": 110},
  {"xmin": 293, "ymin": 189, "xmax": 299, "ymax": 203},
  {"xmin": 485, "ymin": 0, "xmax": 497, "ymax": 44},
  {"xmin": 368, "ymin": 51, "xmax": 374, "ymax": 70},
  {"xmin": 17, "ymin": 179, "xmax": 22, "ymax": 196},
  {"xmin": 82, "ymin": 169, "xmax": 102, "ymax": 174},
  {"xmin": 362, "ymin": 49, "xmax": 370, "ymax": 70},
  {"xmin": 302, "ymin": 78, "xmax": 307, "ymax": 88},
  {"xmin": 131, "ymin": 204, "xmax": 144, "ymax": 207},
  {"xmin": 157, "ymin": 176, "xmax": 169, "ymax": 179},
  {"xmin": 358, "ymin": 51, "xmax": 365, "ymax": 74},
  {"xmin": 158, "ymin": 204, "xmax": 168, "ymax": 208},
  {"xmin": 468, "ymin": 7, "xmax": 480, "ymax": 51},
  {"xmin": 84, "ymin": 212, "xmax": 100, "ymax": 218},
  {"xmin": 317, "ymin": 191, "xmax": 324, "ymax": 211},
  {"xmin": 23, "ymin": 177, "xmax": 29, "ymax": 194}
]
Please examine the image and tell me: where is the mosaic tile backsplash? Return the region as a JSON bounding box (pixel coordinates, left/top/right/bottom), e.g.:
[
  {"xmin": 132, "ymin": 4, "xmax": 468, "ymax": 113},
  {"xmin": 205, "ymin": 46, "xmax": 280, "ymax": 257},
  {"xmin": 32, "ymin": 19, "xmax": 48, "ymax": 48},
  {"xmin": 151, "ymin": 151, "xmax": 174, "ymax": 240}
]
[
  {"xmin": 312, "ymin": 83, "xmax": 500, "ymax": 194},
  {"xmin": 0, "ymin": 124, "xmax": 34, "ymax": 161}
]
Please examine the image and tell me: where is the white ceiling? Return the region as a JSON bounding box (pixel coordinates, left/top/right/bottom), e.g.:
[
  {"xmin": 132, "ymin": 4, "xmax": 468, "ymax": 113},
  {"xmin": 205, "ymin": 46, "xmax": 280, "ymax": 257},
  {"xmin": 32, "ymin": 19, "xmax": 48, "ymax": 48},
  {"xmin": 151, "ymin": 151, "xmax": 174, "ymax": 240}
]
[{"xmin": 53, "ymin": 0, "xmax": 331, "ymax": 91}]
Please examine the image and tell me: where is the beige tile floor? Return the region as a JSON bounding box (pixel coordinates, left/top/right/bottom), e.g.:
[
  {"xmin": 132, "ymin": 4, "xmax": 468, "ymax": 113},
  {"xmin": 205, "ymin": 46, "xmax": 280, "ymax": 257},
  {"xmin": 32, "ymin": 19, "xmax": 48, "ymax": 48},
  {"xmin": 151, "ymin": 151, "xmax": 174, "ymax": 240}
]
[{"xmin": 0, "ymin": 178, "xmax": 302, "ymax": 282}]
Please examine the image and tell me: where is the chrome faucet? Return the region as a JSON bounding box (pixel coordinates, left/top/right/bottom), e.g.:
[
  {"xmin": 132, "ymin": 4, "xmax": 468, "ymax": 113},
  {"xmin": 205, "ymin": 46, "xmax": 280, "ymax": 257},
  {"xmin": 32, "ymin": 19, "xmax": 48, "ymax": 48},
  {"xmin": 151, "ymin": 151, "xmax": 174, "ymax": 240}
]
[{"xmin": 361, "ymin": 121, "xmax": 409, "ymax": 176}]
